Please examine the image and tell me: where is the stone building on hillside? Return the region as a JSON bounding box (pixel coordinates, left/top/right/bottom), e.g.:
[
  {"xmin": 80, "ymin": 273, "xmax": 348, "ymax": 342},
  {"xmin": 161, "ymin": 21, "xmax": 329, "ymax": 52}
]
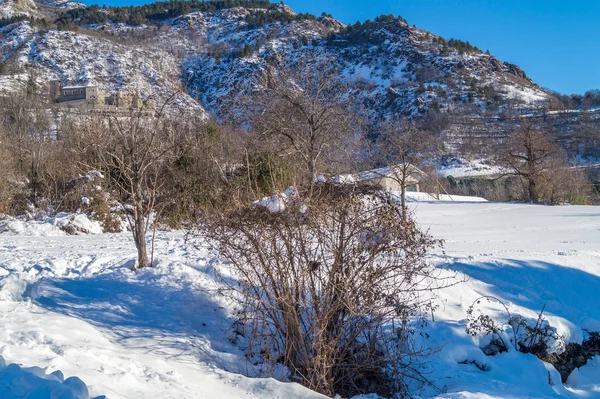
[
  {"xmin": 49, "ymin": 80, "xmax": 103, "ymax": 106},
  {"xmin": 104, "ymin": 89, "xmax": 144, "ymax": 109},
  {"xmin": 49, "ymin": 80, "xmax": 154, "ymax": 110}
]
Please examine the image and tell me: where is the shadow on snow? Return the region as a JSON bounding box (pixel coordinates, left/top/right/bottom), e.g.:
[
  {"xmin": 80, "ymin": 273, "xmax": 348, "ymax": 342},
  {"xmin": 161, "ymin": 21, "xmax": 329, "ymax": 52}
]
[
  {"xmin": 440, "ymin": 258, "xmax": 600, "ymax": 333},
  {"xmin": 24, "ymin": 262, "xmax": 247, "ymax": 373}
]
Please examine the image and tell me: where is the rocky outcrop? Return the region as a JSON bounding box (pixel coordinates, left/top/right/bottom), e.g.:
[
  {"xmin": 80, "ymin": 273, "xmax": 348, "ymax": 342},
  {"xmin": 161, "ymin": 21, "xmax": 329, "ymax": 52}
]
[{"xmin": 505, "ymin": 62, "xmax": 528, "ymax": 80}]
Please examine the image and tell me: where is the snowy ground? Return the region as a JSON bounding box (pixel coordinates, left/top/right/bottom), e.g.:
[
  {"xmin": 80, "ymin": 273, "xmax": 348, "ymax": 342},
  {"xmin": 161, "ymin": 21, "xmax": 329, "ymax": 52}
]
[
  {"xmin": 0, "ymin": 202, "xmax": 599, "ymax": 398},
  {"xmin": 413, "ymin": 202, "xmax": 600, "ymax": 398},
  {"xmin": 0, "ymin": 230, "xmax": 326, "ymax": 399},
  {"xmin": 438, "ymin": 159, "xmax": 505, "ymax": 178}
]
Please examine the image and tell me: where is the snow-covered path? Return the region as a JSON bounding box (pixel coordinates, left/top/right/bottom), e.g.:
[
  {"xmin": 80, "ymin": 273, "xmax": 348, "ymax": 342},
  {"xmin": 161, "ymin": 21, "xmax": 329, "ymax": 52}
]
[
  {"xmin": 0, "ymin": 203, "xmax": 599, "ymax": 398},
  {"xmin": 0, "ymin": 232, "xmax": 326, "ymax": 399}
]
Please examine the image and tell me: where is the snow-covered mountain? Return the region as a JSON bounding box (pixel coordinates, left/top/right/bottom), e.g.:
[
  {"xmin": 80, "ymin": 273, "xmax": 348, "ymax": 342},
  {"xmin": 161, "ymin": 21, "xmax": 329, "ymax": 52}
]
[
  {"xmin": 0, "ymin": 0, "xmax": 554, "ymax": 119},
  {"xmin": 180, "ymin": 10, "xmax": 550, "ymax": 119},
  {"xmin": 0, "ymin": 0, "xmax": 39, "ymax": 18}
]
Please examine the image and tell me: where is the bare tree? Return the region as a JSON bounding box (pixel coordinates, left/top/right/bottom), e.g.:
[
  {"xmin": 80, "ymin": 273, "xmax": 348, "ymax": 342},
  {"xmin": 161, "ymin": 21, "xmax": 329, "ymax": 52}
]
[
  {"xmin": 500, "ymin": 121, "xmax": 566, "ymax": 203},
  {"xmin": 242, "ymin": 55, "xmax": 359, "ymax": 186},
  {"xmin": 0, "ymin": 91, "xmax": 51, "ymax": 203},
  {"xmin": 374, "ymin": 118, "xmax": 437, "ymax": 219},
  {"xmin": 198, "ymin": 183, "xmax": 448, "ymax": 397},
  {"xmin": 80, "ymin": 104, "xmax": 178, "ymax": 269}
]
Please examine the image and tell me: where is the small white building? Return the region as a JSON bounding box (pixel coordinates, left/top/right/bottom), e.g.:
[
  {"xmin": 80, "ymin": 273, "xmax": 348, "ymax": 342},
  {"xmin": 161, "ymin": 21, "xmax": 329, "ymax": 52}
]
[{"xmin": 334, "ymin": 164, "xmax": 427, "ymax": 192}]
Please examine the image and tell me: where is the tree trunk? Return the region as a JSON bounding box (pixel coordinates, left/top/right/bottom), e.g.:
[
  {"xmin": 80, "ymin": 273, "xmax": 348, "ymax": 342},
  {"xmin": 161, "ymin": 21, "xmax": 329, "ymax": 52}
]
[
  {"xmin": 400, "ymin": 184, "xmax": 407, "ymax": 222},
  {"xmin": 528, "ymin": 177, "xmax": 538, "ymax": 204},
  {"xmin": 133, "ymin": 209, "xmax": 149, "ymax": 269},
  {"xmin": 136, "ymin": 234, "xmax": 149, "ymax": 269},
  {"xmin": 308, "ymin": 158, "xmax": 316, "ymax": 187},
  {"xmin": 132, "ymin": 178, "xmax": 149, "ymax": 269}
]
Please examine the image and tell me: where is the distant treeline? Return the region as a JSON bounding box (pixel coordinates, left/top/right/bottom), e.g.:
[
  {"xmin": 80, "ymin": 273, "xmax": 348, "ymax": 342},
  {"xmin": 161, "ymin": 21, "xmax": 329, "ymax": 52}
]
[
  {"xmin": 327, "ymin": 14, "xmax": 481, "ymax": 56},
  {"xmin": 435, "ymin": 37, "xmax": 483, "ymax": 55},
  {"xmin": 551, "ymin": 89, "xmax": 600, "ymax": 110},
  {"xmin": 328, "ymin": 15, "xmax": 409, "ymax": 46},
  {"xmin": 244, "ymin": 10, "xmax": 320, "ymax": 28}
]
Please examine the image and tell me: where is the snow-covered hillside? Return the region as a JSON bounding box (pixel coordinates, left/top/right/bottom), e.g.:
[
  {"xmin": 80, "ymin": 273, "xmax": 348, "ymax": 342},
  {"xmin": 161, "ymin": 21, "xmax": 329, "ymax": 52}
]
[
  {"xmin": 0, "ymin": 19, "xmax": 207, "ymax": 114},
  {"xmin": 1, "ymin": 202, "xmax": 599, "ymax": 398},
  {"xmin": 0, "ymin": 0, "xmax": 39, "ymax": 19},
  {"xmin": 0, "ymin": 1, "xmax": 552, "ymax": 119},
  {"xmin": 176, "ymin": 9, "xmax": 549, "ymax": 118}
]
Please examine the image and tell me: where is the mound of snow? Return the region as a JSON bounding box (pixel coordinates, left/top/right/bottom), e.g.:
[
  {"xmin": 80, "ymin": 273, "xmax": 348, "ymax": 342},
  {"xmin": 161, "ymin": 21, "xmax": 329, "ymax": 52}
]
[
  {"xmin": 255, "ymin": 194, "xmax": 287, "ymax": 213},
  {"xmin": 51, "ymin": 213, "xmax": 103, "ymax": 235},
  {"xmin": 567, "ymin": 355, "xmax": 600, "ymax": 392},
  {"xmin": 253, "ymin": 186, "xmax": 306, "ymax": 213},
  {"xmin": 331, "ymin": 174, "xmax": 357, "ymax": 184},
  {"xmin": 0, "ymin": 213, "xmax": 103, "ymax": 236},
  {"xmin": 0, "ymin": 356, "xmax": 97, "ymax": 399}
]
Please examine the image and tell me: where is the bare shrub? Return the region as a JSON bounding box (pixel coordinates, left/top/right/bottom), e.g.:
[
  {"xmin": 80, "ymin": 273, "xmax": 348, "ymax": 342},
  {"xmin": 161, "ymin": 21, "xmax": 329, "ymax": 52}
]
[
  {"xmin": 546, "ymin": 166, "xmax": 593, "ymax": 205},
  {"xmin": 0, "ymin": 131, "xmax": 19, "ymax": 214},
  {"xmin": 198, "ymin": 183, "xmax": 447, "ymax": 397},
  {"xmin": 466, "ymin": 296, "xmax": 565, "ymax": 358},
  {"xmin": 161, "ymin": 120, "xmax": 234, "ymax": 227},
  {"xmin": 0, "ymin": 91, "xmax": 51, "ymax": 207}
]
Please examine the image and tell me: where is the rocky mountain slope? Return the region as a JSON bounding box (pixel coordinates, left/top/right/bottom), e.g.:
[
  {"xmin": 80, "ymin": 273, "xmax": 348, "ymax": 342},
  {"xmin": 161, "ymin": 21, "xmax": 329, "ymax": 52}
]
[
  {"xmin": 0, "ymin": 0, "xmax": 40, "ymax": 19},
  {"xmin": 181, "ymin": 9, "xmax": 550, "ymax": 119},
  {"xmin": 0, "ymin": 0, "xmax": 554, "ymax": 120},
  {"xmin": 0, "ymin": 0, "xmax": 83, "ymax": 19}
]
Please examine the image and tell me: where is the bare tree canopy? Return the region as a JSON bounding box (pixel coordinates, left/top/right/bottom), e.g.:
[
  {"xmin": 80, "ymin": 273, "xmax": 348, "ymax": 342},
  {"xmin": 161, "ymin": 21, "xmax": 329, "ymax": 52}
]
[
  {"xmin": 0, "ymin": 91, "xmax": 51, "ymax": 203},
  {"xmin": 240, "ymin": 55, "xmax": 361, "ymax": 186},
  {"xmin": 78, "ymin": 107, "xmax": 179, "ymax": 269},
  {"xmin": 374, "ymin": 118, "xmax": 439, "ymax": 218},
  {"xmin": 500, "ymin": 121, "xmax": 567, "ymax": 204}
]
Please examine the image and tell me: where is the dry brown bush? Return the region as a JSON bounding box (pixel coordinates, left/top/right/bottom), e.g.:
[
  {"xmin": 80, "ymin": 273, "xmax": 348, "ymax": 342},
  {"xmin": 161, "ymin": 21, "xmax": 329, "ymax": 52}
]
[
  {"xmin": 545, "ymin": 166, "xmax": 593, "ymax": 205},
  {"xmin": 0, "ymin": 131, "xmax": 19, "ymax": 214},
  {"xmin": 198, "ymin": 183, "xmax": 450, "ymax": 397}
]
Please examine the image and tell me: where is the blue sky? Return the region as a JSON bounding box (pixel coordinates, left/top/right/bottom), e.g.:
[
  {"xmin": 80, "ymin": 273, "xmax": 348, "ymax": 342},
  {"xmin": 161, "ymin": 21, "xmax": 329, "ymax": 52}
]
[{"xmin": 80, "ymin": 0, "xmax": 599, "ymax": 95}]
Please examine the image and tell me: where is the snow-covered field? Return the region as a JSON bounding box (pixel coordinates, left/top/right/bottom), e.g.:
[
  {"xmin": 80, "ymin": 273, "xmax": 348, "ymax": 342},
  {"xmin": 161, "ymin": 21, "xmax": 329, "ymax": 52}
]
[
  {"xmin": 0, "ymin": 202, "xmax": 599, "ymax": 398},
  {"xmin": 414, "ymin": 202, "xmax": 600, "ymax": 398}
]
